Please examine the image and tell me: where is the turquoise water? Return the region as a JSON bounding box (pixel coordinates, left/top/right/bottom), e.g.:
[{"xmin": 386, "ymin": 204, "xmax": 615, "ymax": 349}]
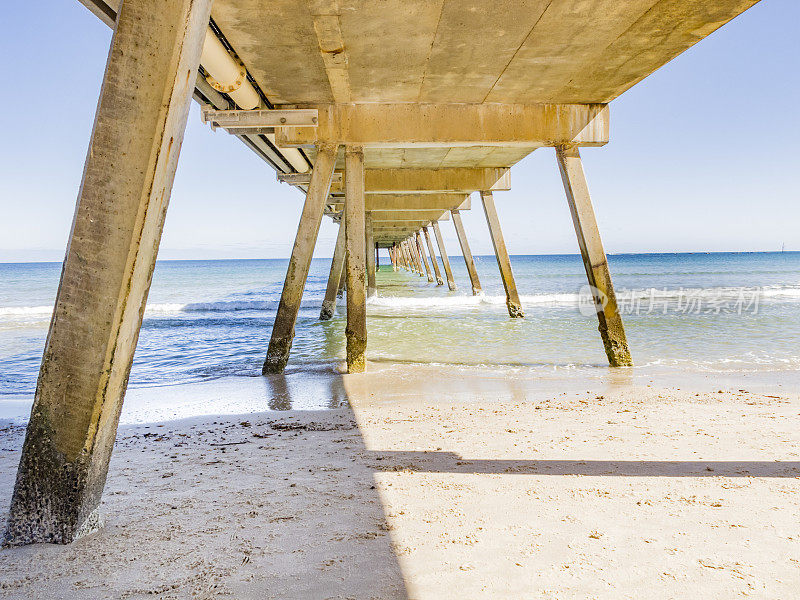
[{"xmin": 1, "ymin": 252, "xmax": 800, "ymax": 398}]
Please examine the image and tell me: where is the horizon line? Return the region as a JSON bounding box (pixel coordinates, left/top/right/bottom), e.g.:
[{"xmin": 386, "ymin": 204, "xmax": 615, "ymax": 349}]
[{"xmin": 0, "ymin": 249, "xmax": 797, "ymax": 265}]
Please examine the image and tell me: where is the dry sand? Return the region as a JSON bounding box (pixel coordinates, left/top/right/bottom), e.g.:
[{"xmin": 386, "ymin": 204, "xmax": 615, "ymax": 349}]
[{"xmin": 0, "ymin": 366, "xmax": 799, "ymax": 598}]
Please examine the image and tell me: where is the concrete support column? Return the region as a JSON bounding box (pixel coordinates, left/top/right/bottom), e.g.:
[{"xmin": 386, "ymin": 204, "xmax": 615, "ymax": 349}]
[
  {"xmin": 345, "ymin": 146, "xmax": 367, "ymax": 373},
  {"xmin": 365, "ymin": 213, "xmax": 377, "ymax": 298},
  {"xmin": 556, "ymin": 145, "xmax": 633, "ymax": 367},
  {"xmin": 3, "ymin": 0, "xmax": 213, "ymax": 547},
  {"xmin": 416, "ymin": 231, "xmax": 434, "ymax": 282},
  {"xmin": 263, "ymin": 144, "xmax": 339, "ymax": 373},
  {"xmin": 480, "ymin": 191, "xmax": 524, "ymax": 318},
  {"xmin": 406, "ymin": 241, "xmax": 416, "ymax": 273},
  {"xmin": 432, "ymin": 221, "xmax": 457, "ymax": 291},
  {"xmin": 451, "ymin": 209, "xmax": 482, "ymax": 295},
  {"xmin": 337, "ymin": 257, "xmax": 347, "ymax": 298},
  {"xmin": 411, "ymin": 237, "xmax": 425, "ymax": 276},
  {"xmin": 320, "ymin": 221, "xmax": 346, "ymax": 320},
  {"xmin": 402, "ymin": 241, "xmax": 412, "ymax": 273},
  {"xmin": 422, "ymin": 227, "xmax": 444, "ymax": 285}
]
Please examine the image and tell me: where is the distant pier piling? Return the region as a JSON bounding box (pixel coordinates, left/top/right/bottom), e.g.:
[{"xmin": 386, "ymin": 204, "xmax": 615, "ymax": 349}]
[
  {"xmin": 422, "ymin": 226, "xmax": 444, "ymax": 285},
  {"xmin": 365, "ymin": 213, "xmax": 377, "ymax": 299},
  {"xmin": 451, "ymin": 208, "xmax": 482, "ymax": 295},
  {"xmin": 481, "ymin": 191, "xmax": 524, "ymax": 318},
  {"xmin": 416, "ymin": 231, "xmax": 435, "ymax": 282},
  {"xmin": 432, "ymin": 221, "xmax": 457, "ymax": 291},
  {"xmin": 320, "ymin": 221, "xmax": 346, "ymax": 320}
]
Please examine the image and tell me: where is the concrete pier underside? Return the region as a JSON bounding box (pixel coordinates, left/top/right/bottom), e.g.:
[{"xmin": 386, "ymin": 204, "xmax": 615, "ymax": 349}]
[{"xmin": 6, "ymin": 0, "xmax": 762, "ymax": 546}]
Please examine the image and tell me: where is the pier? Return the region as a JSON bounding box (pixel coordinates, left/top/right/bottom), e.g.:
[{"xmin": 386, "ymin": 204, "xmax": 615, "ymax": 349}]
[{"xmin": 4, "ymin": 0, "xmax": 761, "ymax": 548}]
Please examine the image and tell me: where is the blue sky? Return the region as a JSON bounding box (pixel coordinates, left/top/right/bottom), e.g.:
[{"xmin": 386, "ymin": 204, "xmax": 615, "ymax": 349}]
[{"xmin": 0, "ymin": 0, "xmax": 797, "ymax": 261}]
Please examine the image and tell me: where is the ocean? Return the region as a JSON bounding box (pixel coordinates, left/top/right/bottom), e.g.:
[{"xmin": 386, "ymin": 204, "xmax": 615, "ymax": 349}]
[{"xmin": 2, "ymin": 252, "xmax": 799, "ymax": 421}]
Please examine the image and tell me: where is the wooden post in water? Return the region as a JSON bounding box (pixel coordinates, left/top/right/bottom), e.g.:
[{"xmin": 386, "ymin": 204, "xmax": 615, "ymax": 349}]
[
  {"xmin": 4, "ymin": 0, "xmax": 213, "ymax": 547},
  {"xmin": 416, "ymin": 231, "xmax": 435, "ymax": 282},
  {"xmin": 555, "ymin": 145, "xmax": 632, "ymax": 367},
  {"xmin": 480, "ymin": 191, "xmax": 524, "ymax": 318},
  {"xmin": 422, "ymin": 226, "xmax": 444, "ymax": 285},
  {"xmin": 320, "ymin": 221, "xmax": 346, "ymax": 320},
  {"xmin": 263, "ymin": 144, "xmax": 339, "ymax": 373},
  {"xmin": 432, "ymin": 221, "xmax": 457, "ymax": 291},
  {"xmin": 365, "ymin": 213, "xmax": 377, "ymax": 298},
  {"xmin": 345, "ymin": 146, "xmax": 367, "ymax": 373},
  {"xmin": 451, "ymin": 208, "xmax": 482, "ymax": 295}
]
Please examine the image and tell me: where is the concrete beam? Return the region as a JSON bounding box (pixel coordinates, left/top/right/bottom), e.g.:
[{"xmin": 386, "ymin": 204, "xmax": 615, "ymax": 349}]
[
  {"xmin": 309, "ymin": 5, "xmax": 352, "ymax": 103},
  {"xmin": 371, "ymin": 211, "xmax": 450, "ymax": 222},
  {"xmin": 4, "ymin": 0, "xmax": 212, "ymax": 546},
  {"xmin": 263, "ymin": 144, "xmax": 339, "ymax": 374},
  {"xmin": 276, "ymin": 103, "xmax": 609, "ymax": 148},
  {"xmin": 556, "ymin": 146, "xmax": 632, "ymax": 367},
  {"xmin": 327, "ymin": 194, "xmax": 470, "ymax": 212},
  {"xmin": 332, "ymin": 168, "xmax": 509, "ymax": 195}
]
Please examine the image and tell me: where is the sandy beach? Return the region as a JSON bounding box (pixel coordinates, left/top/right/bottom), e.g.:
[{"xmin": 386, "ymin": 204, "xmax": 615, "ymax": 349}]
[{"xmin": 0, "ymin": 365, "xmax": 798, "ymax": 599}]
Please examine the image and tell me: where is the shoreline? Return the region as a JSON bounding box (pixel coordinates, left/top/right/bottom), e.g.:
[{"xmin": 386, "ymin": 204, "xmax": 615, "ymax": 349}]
[
  {"xmin": 3, "ymin": 361, "xmax": 800, "ymax": 426},
  {"xmin": 1, "ymin": 366, "xmax": 799, "ymax": 598}
]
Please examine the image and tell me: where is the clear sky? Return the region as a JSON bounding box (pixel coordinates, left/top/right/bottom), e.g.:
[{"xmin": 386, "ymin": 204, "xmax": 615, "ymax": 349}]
[{"xmin": 0, "ymin": 1, "xmax": 797, "ymax": 261}]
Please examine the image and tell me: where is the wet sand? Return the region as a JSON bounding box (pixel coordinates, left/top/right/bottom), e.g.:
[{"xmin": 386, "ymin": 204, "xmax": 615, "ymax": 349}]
[{"xmin": 1, "ymin": 366, "xmax": 799, "ymax": 598}]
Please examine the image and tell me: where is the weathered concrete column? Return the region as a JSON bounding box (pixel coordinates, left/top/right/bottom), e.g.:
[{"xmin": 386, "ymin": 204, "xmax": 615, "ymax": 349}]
[
  {"xmin": 416, "ymin": 231, "xmax": 435, "ymax": 282},
  {"xmin": 3, "ymin": 0, "xmax": 213, "ymax": 547},
  {"xmin": 432, "ymin": 221, "xmax": 457, "ymax": 291},
  {"xmin": 403, "ymin": 242, "xmax": 413, "ymax": 272},
  {"xmin": 556, "ymin": 145, "xmax": 633, "ymax": 367},
  {"xmin": 422, "ymin": 227, "xmax": 444, "ymax": 285},
  {"xmin": 320, "ymin": 221, "xmax": 346, "ymax": 320},
  {"xmin": 345, "ymin": 146, "xmax": 367, "ymax": 373},
  {"xmin": 402, "ymin": 240, "xmax": 414, "ymax": 273},
  {"xmin": 406, "ymin": 241, "xmax": 417, "ymax": 273},
  {"xmin": 480, "ymin": 191, "xmax": 524, "ymax": 318},
  {"xmin": 263, "ymin": 144, "xmax": 339, "ymax": 373},
  {"xmin": 365, "ymin": 213, "xmax": 377, "ymax": 298},
  {"xmin": 451, "ymin": 209, "xmax": 482, "ymax": 295},
  {"xmin": 337, "ymin": 257, "xmax": 347, "ymax": 297},
  {"xmin": 411, "ymin": 237, "xmax": 425, "ymax": 276}
]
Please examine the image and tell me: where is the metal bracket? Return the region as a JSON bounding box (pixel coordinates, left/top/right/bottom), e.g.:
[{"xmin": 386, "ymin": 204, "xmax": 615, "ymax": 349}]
[
  {"xmin": 277, "ymin": 172, "xmax": 343, "ymax": 185},
  {"xmin": 201, "ymin": 107, "xmax": 319, "ymax": 131}
]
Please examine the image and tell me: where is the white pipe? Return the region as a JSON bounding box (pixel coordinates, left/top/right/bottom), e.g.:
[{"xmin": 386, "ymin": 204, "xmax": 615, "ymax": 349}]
[{"xmin": 200, "ymin": 28, "xmax": 310, "ymax": 173}]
